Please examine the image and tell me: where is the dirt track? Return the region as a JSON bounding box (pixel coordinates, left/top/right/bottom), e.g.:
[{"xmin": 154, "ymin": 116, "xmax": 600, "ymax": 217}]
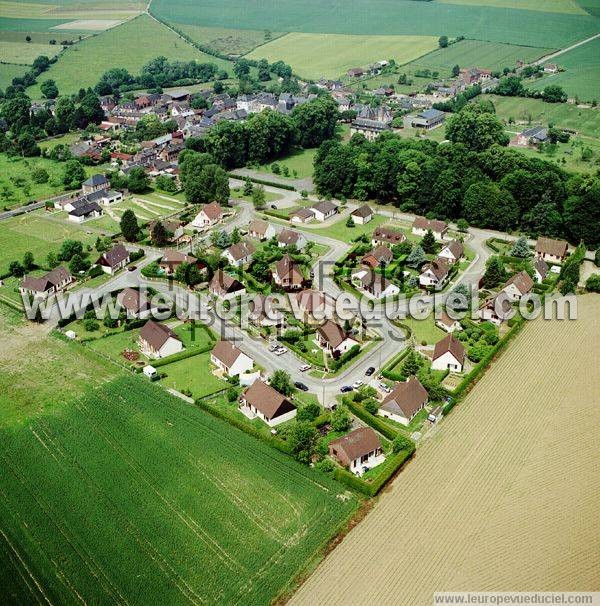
[{"xmin": 291, "ymin": 295, "xmax": 600, "ymax": 605}]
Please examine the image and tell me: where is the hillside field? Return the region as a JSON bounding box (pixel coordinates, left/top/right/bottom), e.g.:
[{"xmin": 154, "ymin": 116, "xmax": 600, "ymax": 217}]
[
  {"xmin": 246, "ymin": 33, "xmax": 438, "ymax": 80},
  {"xmin": 406, "ymin": 39, "xmax": 553, "ymax": 75},
  {"xmin": 0, "ymin": 369, "xmax": 357, "ymax": 605},
  {"xmin": 0, "ymin": 62, "xmax": 27, "ymax": 89},
  {"xmin": 483, "ymin": 94, "xmax": 600, "ymax": 138},
  {"xmin": 526, "ymin": 37, "xmax": 600, "ymax": 102},
  {"xmin": 291, "ymin": 294, "xmax": 600, "ymax": 604},
  {"xmin": 437, "ymin": 0, "xmax": 588, "ymax": 15},
  {"xmin": 152, "ymin": 0, "xmax": 600, "ymax": 48},
  {"xmin": 26, "ymin": 13, "xmax": 233, "ymax": 98}
]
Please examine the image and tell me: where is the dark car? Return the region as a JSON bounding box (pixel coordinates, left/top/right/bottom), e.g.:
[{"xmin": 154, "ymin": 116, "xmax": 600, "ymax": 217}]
[
  {"xmin": 365, "ymin": 366, "xmax": 376, "ymax": 376},
  {"xmin": 127, "ymin": 265, "xmax": 137, "ymax": 272},
  {"xmin": 294, "ymin": 381, "xmax": 309, "ymax": 391},
  {"xmin": 270, "ymin": 204, "xmax": 278, "ymax": 209},
  {"xmin": 340, "ymin": 385, "xmax": 353, "ymax": 393}
]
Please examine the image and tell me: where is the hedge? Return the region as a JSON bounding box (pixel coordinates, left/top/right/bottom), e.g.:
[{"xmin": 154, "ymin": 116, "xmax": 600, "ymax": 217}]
[
  {"xmin": 333, "ymin": 446, "xmax": 415, "ymax": 497},
  {"xmin": 152, "ymin": 343, "xmax": 213, "ymax": 367},
  {"xmin": 345, "ymin": 398, "xmax": 399, "ymax": 441},
  {"xmin": 195, "ymin": 397, "xmax": 293, "ymax": 455},
  {"xmin": 329, "ymin": 344, "xmax": 361, "ymax": 372},
  {"xmin": 380, "ymin": 347, "xmax": 410, "ymax": 381},
  {"xmin": 230, "ymin": 174, "xmax": 296, "ymax": 191}
]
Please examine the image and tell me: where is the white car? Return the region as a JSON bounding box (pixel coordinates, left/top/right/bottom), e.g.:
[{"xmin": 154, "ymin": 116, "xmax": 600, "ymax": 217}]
[
  {"xmin": 352, "ymin": 380, "xmax": 364, "ymax": 390},
  {"xmin": 379, "ymin": 382, "xmax": 391, "ymax": 393},
  {"xmin": 268, "ymin": 343, "xmax": 279, "ymax": 352},
  {"xmin": 275, "ymin": 347, "xmax": 288, "ymax": 356},
  {"xmin": 299, "ymin": 364, "xmax": 311, "ymax": 372}
]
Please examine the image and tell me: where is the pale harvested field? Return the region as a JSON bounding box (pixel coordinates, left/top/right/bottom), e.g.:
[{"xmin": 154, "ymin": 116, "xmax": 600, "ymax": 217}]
[
  {"xmin": 52, "ymin": 19, "xmax": 123, "ymax": 31},
  {"xmin": 292, "ymin": 295, "xmax": 600, "ymax": 605}
]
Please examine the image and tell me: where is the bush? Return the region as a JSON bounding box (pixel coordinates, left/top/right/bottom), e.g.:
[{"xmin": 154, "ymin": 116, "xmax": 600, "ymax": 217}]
[
  {"xmin": 315, "ymin": 458, "xmax": 336, "ymax": 473},
  {"xmin": 393, "ymin": 434, "xmax": 414, "ymax": 453},
  {"xmin": 83, "ymin": 318, "xmax": 99, "ymax": 332},
  {"xmin": 364, "ymin": 399, "xmax": 379, "ymax": 415},
  {"xmin": 586, "ymin": 274, "xmax": 600, "ymax": 292}
]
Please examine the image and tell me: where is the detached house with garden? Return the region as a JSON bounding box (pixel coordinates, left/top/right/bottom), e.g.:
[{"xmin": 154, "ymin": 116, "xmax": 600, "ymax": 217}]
[
  {"xmin": 328, "ymin": 427, "xmax": 384, "ymax": 476},
  {"xmin": 139, "ymin": 320, "xmax": 183, "ymax": 359},
  {"xmin": 239, "ymin": 380, "xmax": 297, "ymax": 426}
]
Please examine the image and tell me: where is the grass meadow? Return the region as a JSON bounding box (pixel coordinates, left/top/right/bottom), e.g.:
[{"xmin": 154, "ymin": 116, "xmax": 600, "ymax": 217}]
[
  {"xmin": 0, "ymin": 62, "xmax": 27, "ymax": 88},
  {"xmin": 246, "ymin": 33, "xmax": 438, "ymax": 80},
  {"xmin": 26, "ymin": 14, "xmax": 233, "ymax": 97},
  {"xmin": 0, "ymin": 372, "xmax": 357, "ymax": 605},
  {"xmin": 152, "ymin": 0, "xmax": 600, "ymax": 48},
  {"xmin": 525, "ymin": 37, "xmax": 600, "ymax": 102},
  {"xmin": 437, "ymin": 0, "xmax": 588, "ymax": 15},
  {"xmin": 482, "ymin": 94, "xmax": 600, "ymax": 139}
]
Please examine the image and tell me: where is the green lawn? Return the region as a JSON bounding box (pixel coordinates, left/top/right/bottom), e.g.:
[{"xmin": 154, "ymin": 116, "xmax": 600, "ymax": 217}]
[
  {"xmin": 0, "ymin": 62, "xmax": 26, "ymax": 89},
  {"xmin": 254, "ymin": 147, "xmax": 317, "ymax": 180},
  {"xmin": 0, "ymin": 374, "xmax": 357, "ymax": 605},
  {"xmin": 26, "ymin": 13, "xmax": 234, "ymax": 98},
  {"xmin": 231, "ymin": 185, "xmax": 283, "ymax": 204},
  {"xmin": 152, "ymin": 0, "xmax": 600, "ymax": 48},
  {"xmin": 246, "ymin": 33, "xmax": 438, "ymax": 80},
  {"xmin": 297, "ymin": 214, "xmax": 389, "ymax": 243},
  {"xmin": 159, "ymin": 352, "xmax": 227, "ymax": 397},
  {"xmin": 525, "ymin": 37, "xmax": 600, "ymax": 102},
  {"xmin": 396, "ymin": 315, "xmax": 446, "ymax": 346}
]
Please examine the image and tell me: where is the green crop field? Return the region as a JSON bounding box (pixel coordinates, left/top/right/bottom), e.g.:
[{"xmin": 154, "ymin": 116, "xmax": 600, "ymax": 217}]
[
  {"xmin": 0, "ymin": 62, "xmax": 26, "ymax": 88},
  {"xmin": 246, "ymin": 33, "xmax": 438, "ymax": 79},
  {"xmin": 0, "ymin": 374, "xmax": 357, "ymax": 605},
  {"xmin": 0, "ymin": 17, "xmax": 71, "ymax": 31},
  {"xmin": 178, "ymin": 23, "xmax": 284, "ymax": 56},
  {"xmin": 482, "ymin": 94, "xmax": 600, "ymax": 138},
  {"xmin": 437, "ymin": 0, "xmax": 588, "ymax": 15},
  {"xmin": 406, "ymin": 39, "xmax": 553, "ymax": 75},
  {"xmin": 525, "ymin": 38, "xmax": 600, "ymax": 102},
  {"xmin": 26, "ymin": 13, "xmax": 234, "ymax": 98},
  {"xmin": 152, "ymin": 0, "xmax": 600, "ymax": 48}
]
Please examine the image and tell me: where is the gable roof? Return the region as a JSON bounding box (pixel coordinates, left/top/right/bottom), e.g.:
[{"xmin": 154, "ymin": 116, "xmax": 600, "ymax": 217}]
[
  {"xmin": 437, "ymin": 309, "xmax": 460, "ymax": 329},
  {"xmin": 116, "ymin": 287, "xmax": 150, "ymax": 313},
  {"xmin": 210, "ymin": 270, "xmax": 245, "ymax": 295},
  {"xmin": 311, "ymin": 200, "xmax": 338, "ymax": 214},
  {"xmin": 278, "ymin": 229, "xmax": 303, "ymax": 246},
  {"xmin": 413, "ymin": 216, "xmax": 448, "ymax": 233},
  {"xmin": 421, "ymin": 258, "xmax": 450, "ymax": 281},
  {"xmin": 534, "ymin": 256, "xmax": 548, "ymax": 280},
  {"xmin": 201, "ymin": 201, "xmax": 223, "ymax": 220},
  {"xmin": 433, "ymin": 333, "xmax": 465, "ymax": 365},
  {"xmin": 329, "ymin": 427, "xmax": 381, "ymax": 466},
  {"xmin": 139, "ymin": 320, "xmax": 180, "ymax": 351},
  {"xmin": 82, "ymin": 174, "xmax": 108, "ymax": 187},
  {"xmin": 21, "ymin": 266, "xmax": 71, "ymax": 292},
  {"xmin": 98, "ymin": 243, "xmax": 129, "ymax": 268},
  {"xmin": 69, "ymin": 201, "xmax": 102, "ymax": 217},
  {"xmin": 225, "ymin": 242, "xmax": 254, "ymax": 262},
  {"xmin": 290, "ymin": 208, "xmax": 315, "ymax": 221},
  {"xmin": 211, "ymin": 340, "xmax": 249, "ymax": 368},
  {"xmin": 372, "ymin": 226, "xmax": 405, "ymax": 244},
  {"xmin": 442, "ymin": 240, "xmax": 464, "ymax": 259},
  {"xmin": 366, "ymin": 245, "xmax": 393, "ymax": 264},
  {"xmin": 160, "ymin": 250, "xmax": 197, "ymax": 266},
  {"xmin": 351, "ymin": 204, "xmax": 374, "ymax": 219},
  {"xmin": 248, "ymin": 219, "xmax": 272, "ymax": 236},
  {"xmin": 242, "ymin": 380, "xmax": 295, "ymax": 420},
  {"xmin": 381, "ymin": 377, "xmax": 428, "ymax": 419},
  {"xmin": 535, "ymin": 237, "xmax": 568, "ymax": 258},
  {"xmin": 274, "ymin": 254, "xmax": 303, "ymax": 284},
  {"xmin": 317, "ymin": 320, "xmax": 347, "ymax": 349},
  {"xmin": 503, "ymin": 270, "xmax": 534, "ymax": 295}
]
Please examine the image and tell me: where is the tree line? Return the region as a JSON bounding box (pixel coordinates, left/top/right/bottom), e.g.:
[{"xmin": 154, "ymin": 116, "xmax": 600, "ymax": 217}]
[{"xmin": 313, "ymin": 103, "xmax": 599, "ymax": 247}]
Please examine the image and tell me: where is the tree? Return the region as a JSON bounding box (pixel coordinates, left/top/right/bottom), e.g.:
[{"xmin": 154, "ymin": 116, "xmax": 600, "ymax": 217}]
[
  {"xmin": 296, "ymin": 401, "xmax": 321, "ymax": 422},
  {"xmin": 175, "ymin": 262, "xmax": 203, "ymax": 286},
  {"xmin": 251, "ymin": 184, "xmax": 266, "ymax": 209},
  {"xmin": 595, "ymin": 249, "xmax": 600, "ymax": 268},
  {"xmin": 292, "ymin": 96, "xmax": 339, "ymax": 148},
  {"xmin": 346, "ymin": 215, "xmax": 355, "ymax": 228},
  {"xmin": 270, "ymin": 370, "xmax": 293, "ymax": 396},
  {"xmin": 9, "ymin": 260, "xmax": 25, "ymax": 277},
  {"xmin": 46, "ymin": 251, "xmax": 59, "ymax": 269},
  {"xmin": 438, "ymin": 35, "xmax": 449, "ymax": 48},
  {"xmin": 230, "ymin": 227, "xmax": 241, "ymax": 244},
  {"xmin": 185, "ymin": 164, "xmax": 229, "ymax": 204},
  {"xmin": 17, "ymin": 133, "xmax": 40, "ymax": 157},
  {"xmin": 364, "ymin": 399, "xmax": 379, "ymax": 415},
  {"xmin": 451, "ymin": 64, "xmax": 460, "ymax": 77},
  {"xmin": 288, "ymin": 422, "xmax": 319, "ymax": 464},
  {"xmin": 482, "ymin": 256, "xmax": 507, "ymax": 288},
  {"xmin": 155, "ymin": 174, "xmax": 177, "ymax": 192},
  {"xmin": 541, "ymin": 85, "xmax": 567, "ymax": 103},
  {"xmin": 69, "ymin": 253, "xmax": 90, "ymax": 274},
  {"xmin": 120, "ymin": 209, "xmax": 139, "ymax": 242},
  {"xmin": 59, "ymin": 239, "xmax": 83, "ymax": 261},
  {"xmin": 151, "ymin": 220, "xmax": 169, "ymax": 246},
  {"xmin": 22, "ymin": 251, "xmax": 34, "ymax": 270},
  {"xmin": 585, "ymin": 274, "xmax": 600, "ymax": 292},
  {"xmin": 463, "ymin": 181, "xmax": 518, "ymax": 231},
  {"xmin": 62, "ymin": 160, "xmax": 86, "ymax": 189},
  {"xmin": 330, "ymin": 404, "xmax": 352, "ymax": 432},
  {"xmin": 233, "ymin": 58, "xmax": 251, "ymax": 79},
  {"xmin": 510, "ymin": 236, "xmax": 531, "ymax": 258},
  {"xmin": 31, "ymin": 167, "xmax": 49, "ymax": 184},
  {"xmin": 406, "ymin": 245, "xmax": 426, "ymax": 268},
  {"xmin": 402, "ymin": 349, "xmax": 422, "ymax": 376},
  {"xmin": 445, "ymin": 104, "xmax": 509, "ymax": 151},
  {"xmin": 126, "ymin": 167, "xmax": 150, "ymax": 193},
  {"xmin": 211, "ymin": 229, "xmax": 230, "ymax": 249},
  {"xmin": 40, "ymin": 79, "xmax": 58, "ymax": 100},
  {"xmin": 420, "ymin": 229, "xmax": 436, "ymax": 254},
  {"xmin": 243, "ymin": 178, "xmax": 253, "ymax": 196}
]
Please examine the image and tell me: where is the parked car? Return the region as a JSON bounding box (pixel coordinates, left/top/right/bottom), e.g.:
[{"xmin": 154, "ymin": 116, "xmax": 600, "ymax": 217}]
[
  {"xmin": 268, "ymin": 343, "xmax": 279, "ymax": 352},
  {"xmin": 299, "ymin": 364, "xmax": 311, "ymax": 372},
  {"xmin": 127, "ymin": 265, "xmax": 137, "ymax": 272},
  {"xmin": 379, "ymin": 382, "xmax": 391, "ymax": 393},
  {"xmin": 340, "ymin": 385, "xmax": 353, "ymax": 393},
  {"xmin": 352, "ymin": 380, "xmax": 364, "ymax": 390},
  {"xmin": 270, "ymin": 204, "xmax": 277, "ymax": 209},
  {"xmin": 274, "ymin": 347, "xmax": 288, "ymax": 356},
  {"xmin": 294, "ymin": 381, "xmax": 309, "ymax": 391},
  {"xmin": 365, "ymin": 367, "xmax": 375, "ymax": 376}
]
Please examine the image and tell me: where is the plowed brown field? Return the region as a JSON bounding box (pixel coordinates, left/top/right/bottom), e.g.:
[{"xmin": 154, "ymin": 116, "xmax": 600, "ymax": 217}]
[{"xmin": 291, "ymin": 295, "xmax": 600, "ymax": 605}]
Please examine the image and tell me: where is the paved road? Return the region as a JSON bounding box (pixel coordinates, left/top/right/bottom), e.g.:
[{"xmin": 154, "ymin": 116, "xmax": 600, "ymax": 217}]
[
  {"xmin": 532, "ymin": 32, "xmax": 600, "ymax": 66},
  {"xmin": 231, "ymin": 167, "xmax": 314, "ymax": 193}
]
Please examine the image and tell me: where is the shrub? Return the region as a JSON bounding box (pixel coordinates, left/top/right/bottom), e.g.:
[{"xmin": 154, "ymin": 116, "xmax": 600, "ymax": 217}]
[
  {"xmin": 393, "ymin": 434, "xmax": 414, "ymax": 453},
  {"xmin": 586, "ymin": 274, "xmax": 600, "ymax": 292},
  {"xmin": 364, "ymin": 399, "xmax": 379, "ymax": 415},
  {"xmin": 315, "ymin": 458, "xmax": 335, "ymax": 473},
  {"xmin": 83, "ymin": 318, "xmax": 99, "ymax": 332}
]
